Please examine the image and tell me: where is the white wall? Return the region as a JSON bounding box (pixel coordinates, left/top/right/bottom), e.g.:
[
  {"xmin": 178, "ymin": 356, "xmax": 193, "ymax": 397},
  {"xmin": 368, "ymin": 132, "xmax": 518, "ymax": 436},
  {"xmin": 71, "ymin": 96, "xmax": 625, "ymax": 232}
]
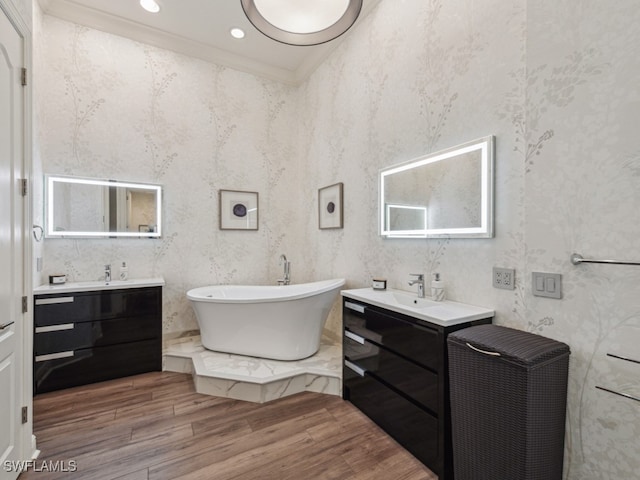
[{"xmin": 33, "ymin": 0, "xmax": 640, "ymax": 478}]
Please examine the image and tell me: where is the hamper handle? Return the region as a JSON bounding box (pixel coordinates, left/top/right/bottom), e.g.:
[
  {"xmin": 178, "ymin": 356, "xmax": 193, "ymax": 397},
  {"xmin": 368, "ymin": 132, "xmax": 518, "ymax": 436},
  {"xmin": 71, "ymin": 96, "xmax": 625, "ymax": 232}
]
[{"xmin": 466, "ymin": 342, "xmax": 501, "ymax": 357}]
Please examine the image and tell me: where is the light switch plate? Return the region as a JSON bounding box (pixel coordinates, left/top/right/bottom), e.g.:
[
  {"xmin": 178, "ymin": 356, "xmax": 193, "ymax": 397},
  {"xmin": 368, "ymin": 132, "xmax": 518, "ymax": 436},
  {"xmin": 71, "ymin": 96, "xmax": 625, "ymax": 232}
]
[
  {"xmin": 532, "ymin": 272, "xmax": 562, "ymax": 299},
  {"xmin": 493, "ymin": 267, "xmax": 515, "ymax": 290}
]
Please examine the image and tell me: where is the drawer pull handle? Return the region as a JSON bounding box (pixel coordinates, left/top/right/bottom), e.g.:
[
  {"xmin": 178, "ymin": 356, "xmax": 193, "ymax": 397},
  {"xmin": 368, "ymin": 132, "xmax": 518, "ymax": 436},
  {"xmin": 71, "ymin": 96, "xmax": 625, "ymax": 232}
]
[
  {"xmin": 345, "ymin": 360, "xmax": 366, "ymax": 377},
  {"xmin": 345, "ymin": 330, "xmax": 365, "ymax": 344},
  {"xmin": 344, "ymin": 301, "xmax": 365, "ymax": 314},
  {"xmin": 35, "ymin": 323, "xmax": 75, "ymax": 333},
  {"xmin": 35, "ymin": 351, "xmax": 74, "ymax": 362},
  {"xmin": 466, "ymin": 342, "xmax": 501, "ymax": 357},
  {"xmin": 0, "ymin": 321, "xmax": 15, "ymax": 330},
  {"xmin": 35, "ymin": 296, "xmax": 74, "ymax": 305}
]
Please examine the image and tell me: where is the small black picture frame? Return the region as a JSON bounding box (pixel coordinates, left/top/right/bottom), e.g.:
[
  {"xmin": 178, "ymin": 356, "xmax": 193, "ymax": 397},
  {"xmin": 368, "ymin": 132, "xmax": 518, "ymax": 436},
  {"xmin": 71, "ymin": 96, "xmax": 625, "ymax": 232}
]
[{"xmin": 219, "ymin": 190, "xmax": 259, "ymax": 230}]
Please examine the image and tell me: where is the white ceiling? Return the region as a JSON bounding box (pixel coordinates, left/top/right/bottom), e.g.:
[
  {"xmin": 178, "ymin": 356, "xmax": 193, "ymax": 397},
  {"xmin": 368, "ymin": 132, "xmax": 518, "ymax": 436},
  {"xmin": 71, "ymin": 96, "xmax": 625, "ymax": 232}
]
[{"xmin": 37, "ymin": 0, "xmax": 380, "ymax": 85}]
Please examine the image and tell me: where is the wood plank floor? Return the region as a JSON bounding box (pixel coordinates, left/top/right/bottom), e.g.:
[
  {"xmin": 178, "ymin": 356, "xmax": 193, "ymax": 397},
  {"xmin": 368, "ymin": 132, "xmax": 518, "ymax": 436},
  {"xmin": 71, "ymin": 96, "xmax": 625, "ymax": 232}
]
[{"xmin": 25, "ymin": 371, "xmax": 437, "ymax": 480}]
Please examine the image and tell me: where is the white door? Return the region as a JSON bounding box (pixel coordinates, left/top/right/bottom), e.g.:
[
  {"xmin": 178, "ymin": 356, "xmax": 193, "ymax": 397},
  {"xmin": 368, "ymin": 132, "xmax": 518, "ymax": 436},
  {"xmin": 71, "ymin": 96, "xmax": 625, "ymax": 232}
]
[{"xmin": 0, "ymin": 6, "xmax": 25, "ymax": 480}]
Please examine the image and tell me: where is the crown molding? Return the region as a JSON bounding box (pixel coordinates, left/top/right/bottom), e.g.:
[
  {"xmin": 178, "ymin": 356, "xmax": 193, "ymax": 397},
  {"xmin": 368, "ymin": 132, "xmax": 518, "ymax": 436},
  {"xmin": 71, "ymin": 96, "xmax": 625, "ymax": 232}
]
[
  {"xmin": 38, "ymin": 0, "xmax": 380, "ymax": 86},
  {"xmin": 39, "ymin": 0, "xmax": 299, "ymax": 85}
]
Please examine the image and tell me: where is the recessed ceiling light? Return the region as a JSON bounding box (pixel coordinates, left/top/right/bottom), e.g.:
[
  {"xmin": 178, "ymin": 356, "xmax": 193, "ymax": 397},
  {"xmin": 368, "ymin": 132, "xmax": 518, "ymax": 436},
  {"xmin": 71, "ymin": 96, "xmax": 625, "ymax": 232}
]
[
  {"xmin": 140, "ymin": 0, "xmax": 160, "ymax": 14},
  {"xmin": 230, "ymin": 27, "xmax": 246, "ymax": 39}
]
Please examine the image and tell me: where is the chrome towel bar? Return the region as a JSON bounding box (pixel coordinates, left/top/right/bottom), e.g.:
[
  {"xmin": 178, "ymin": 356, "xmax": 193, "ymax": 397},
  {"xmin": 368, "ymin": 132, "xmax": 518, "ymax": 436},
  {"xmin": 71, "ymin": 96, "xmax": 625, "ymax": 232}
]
[
  {"xmin": 596, "ymin": 351, "xmax": 640, "ymax": 403},
  {"xmin": 607, "ymin": 352, "xmax": 640, "ymax": 365},
  {"xmin": 571, "ymin": 253, "xmax": 640, "ymax": 266},
  {"xmin": 595, "ymin": 386, "xmax": 640, "ymax": 403}
]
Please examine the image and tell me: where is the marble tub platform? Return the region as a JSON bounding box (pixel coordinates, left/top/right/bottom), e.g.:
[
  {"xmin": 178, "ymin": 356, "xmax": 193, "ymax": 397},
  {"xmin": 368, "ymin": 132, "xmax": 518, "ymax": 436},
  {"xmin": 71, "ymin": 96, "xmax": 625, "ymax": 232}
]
[{"xmin": 163, "ymin": 336, "xmax": 342, "ymax": 403}]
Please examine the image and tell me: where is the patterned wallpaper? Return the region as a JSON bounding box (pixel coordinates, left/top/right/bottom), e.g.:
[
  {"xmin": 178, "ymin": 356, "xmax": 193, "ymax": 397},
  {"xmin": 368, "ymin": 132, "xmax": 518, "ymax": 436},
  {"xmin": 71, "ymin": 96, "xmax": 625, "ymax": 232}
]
[
  {"xmin": 525, "ymin": 1, "xmax": 640, "ymax": 477},
  {"xmin": 34, "ymin": 14, "xmax": 306, "ymax": 335},
  {"xmin": 33, "ymin": 0, "xmax": 640, "ymax": 478}
]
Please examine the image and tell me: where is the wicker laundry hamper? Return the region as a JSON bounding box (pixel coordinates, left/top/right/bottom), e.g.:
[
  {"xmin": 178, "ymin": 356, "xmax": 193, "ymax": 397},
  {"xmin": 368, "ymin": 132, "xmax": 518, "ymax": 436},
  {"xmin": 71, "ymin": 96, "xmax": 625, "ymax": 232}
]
[{"xmin": 447, "ymin": 325, "xmax": 570, "ymax": 480}]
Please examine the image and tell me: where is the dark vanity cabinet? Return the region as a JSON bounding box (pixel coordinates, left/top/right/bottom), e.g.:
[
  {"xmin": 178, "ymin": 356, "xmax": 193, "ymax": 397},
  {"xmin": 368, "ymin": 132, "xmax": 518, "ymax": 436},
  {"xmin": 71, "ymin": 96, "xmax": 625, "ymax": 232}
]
[
  {"xmin": 342, "ymin": 296, "xmax": 492, "ymax": 479},
  {"xmin": 34, "ymin": 286, "xmax": 162, "ymax": 394}
]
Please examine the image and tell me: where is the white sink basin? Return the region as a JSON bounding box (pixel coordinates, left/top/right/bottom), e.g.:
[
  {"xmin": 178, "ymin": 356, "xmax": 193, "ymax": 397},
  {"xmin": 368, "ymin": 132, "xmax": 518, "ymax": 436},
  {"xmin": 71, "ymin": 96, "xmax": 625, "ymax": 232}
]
[
  {"xmin": 341, "ymin": 287, "xmax": 494, "ymax": 326},
  {"xmin": 390, "ymin": 291, "xmax": 441, "ymax": 309}
]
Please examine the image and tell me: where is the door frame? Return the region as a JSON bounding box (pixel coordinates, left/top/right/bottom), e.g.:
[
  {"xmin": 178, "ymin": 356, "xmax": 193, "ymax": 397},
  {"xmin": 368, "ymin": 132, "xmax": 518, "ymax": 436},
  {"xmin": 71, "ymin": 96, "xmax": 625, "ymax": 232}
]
[{"xmin": 0, "ymin": 0, "xmax": 34, "ymax": 463}]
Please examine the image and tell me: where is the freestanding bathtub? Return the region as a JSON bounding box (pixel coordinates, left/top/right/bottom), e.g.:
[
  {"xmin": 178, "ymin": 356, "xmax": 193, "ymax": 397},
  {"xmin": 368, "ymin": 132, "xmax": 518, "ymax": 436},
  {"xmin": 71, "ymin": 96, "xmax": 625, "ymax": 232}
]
[{"xmin": 187, "ymin": 278, "xmax": 345, "ymax": 361}]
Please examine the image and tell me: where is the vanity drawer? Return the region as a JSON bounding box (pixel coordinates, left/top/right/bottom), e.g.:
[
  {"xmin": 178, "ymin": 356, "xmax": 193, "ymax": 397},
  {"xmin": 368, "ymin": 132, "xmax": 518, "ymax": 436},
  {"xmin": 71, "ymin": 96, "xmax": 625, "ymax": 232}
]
[
  {"xmin": 34, "ymin": 339, "xmax": 161, "ymax": 394},
  {"xmin": 34, "ymin": 287, "xmax": 161, "ymax": 326},
  {"xmin": 344, "ymin": 360, "xmax": 439, "ymax": 469},
  {"xmin": 34, "ymin": 316, "xmax": 161, "ymax": 355},
  {"xmin": 345, "ymin": 333, "xmax": 439, "ymax": 413},
  {"xmin": 343, "ymin": 295, "xmax": 493, "ymax": 480},
  {"xmin": 344, "ymin": 304, "xmax": 441, "ymax": 371}
]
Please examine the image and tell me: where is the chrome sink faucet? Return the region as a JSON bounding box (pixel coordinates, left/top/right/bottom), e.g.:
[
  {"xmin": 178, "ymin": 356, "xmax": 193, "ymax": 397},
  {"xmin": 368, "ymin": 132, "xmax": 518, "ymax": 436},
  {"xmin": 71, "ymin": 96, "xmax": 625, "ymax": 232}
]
[
  {"xmin": 104, "ymin": 264, "xmax": 111, "ymax": 283},
  {"xmin": 277, "ymin": 254, "xmax": 291, "ymax": 285},
  {"xmin": 408, "ymin": 273, "xmax": 425, "ymax": 298}
]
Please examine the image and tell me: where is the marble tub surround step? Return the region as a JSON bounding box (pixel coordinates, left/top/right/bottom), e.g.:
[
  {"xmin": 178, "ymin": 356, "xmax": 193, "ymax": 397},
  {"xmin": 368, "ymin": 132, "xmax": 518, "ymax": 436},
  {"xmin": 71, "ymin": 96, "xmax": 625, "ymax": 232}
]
[
  {"xmin": 162, "ymin": 333, "xmax": 201, "ymax": 374},
  {"xmin": 163, "ymin": 336, "xmax": 341, "ymax": 403}
]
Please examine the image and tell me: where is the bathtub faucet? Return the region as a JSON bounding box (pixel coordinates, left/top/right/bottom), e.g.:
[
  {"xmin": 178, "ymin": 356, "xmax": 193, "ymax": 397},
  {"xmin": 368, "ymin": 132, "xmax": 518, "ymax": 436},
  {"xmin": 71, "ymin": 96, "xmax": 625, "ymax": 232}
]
[{"xmin": 278, "ymin": 254, "xmax": 291, "ymax": 285}]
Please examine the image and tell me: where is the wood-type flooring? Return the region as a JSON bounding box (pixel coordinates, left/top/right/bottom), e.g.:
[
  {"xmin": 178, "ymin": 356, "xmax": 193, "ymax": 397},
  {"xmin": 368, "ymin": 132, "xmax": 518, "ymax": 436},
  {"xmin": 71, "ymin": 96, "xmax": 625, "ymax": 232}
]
[{"xmin": 23, "ymin": 371, "xmax": 437, "ymax": 480}]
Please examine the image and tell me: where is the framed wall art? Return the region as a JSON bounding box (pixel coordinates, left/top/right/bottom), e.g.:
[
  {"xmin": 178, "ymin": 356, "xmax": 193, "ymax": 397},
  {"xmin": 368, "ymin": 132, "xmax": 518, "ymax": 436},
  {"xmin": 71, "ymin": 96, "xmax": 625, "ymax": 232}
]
[
  {"xmin": 318, "ymin": 182, "xmax": 343, "ymax": 229},
  {"xmin": 219, "ymin": 190, "xmax": 259, "ymax": 230}
]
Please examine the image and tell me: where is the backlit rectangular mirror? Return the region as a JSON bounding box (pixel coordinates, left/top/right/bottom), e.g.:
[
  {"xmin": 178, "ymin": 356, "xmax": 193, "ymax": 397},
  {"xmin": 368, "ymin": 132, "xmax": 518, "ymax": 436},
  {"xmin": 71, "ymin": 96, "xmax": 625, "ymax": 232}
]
[
  {"xmin": 380, "ymin": 136, "xmax": 494, "ymax": 238},
  {"xmin": 45, "ymin": 175, "xmax": 162, "ymax": 238}
]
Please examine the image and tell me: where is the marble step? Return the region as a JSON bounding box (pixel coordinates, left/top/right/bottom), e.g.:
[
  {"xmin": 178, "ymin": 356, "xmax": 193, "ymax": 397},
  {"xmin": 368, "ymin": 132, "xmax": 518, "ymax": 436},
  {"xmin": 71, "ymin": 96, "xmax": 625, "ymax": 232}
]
[{"xmin": 163, "ymin": 336, "xmax": 342, "ymax": 404}]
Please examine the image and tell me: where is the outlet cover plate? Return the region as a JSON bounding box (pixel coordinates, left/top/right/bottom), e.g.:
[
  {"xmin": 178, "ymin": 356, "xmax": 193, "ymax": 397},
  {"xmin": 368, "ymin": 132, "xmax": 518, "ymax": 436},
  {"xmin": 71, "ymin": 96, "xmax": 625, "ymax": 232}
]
[
  {"xmin": 493, "ymin": 267, "xmax": 515, "ymax": 290},
  {"xmin": 532, "ymin": 272, "xmax": 562, "ymax": 299}
]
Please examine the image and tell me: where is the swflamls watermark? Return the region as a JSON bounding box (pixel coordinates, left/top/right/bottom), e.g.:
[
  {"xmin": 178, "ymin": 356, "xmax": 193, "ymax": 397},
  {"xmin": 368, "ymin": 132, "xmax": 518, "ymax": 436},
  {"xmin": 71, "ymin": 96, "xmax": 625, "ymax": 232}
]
[{"xmin": 3, "ymin": 460, "xmax": 78, "ymax": 473}]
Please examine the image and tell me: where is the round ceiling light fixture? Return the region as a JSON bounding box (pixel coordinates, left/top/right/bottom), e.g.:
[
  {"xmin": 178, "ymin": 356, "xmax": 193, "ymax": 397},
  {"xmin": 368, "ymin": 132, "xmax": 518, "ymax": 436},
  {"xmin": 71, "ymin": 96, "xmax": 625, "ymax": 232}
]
[{"xmin": 240, "ymin": 0, "xmax": 363, "ymax": 46}]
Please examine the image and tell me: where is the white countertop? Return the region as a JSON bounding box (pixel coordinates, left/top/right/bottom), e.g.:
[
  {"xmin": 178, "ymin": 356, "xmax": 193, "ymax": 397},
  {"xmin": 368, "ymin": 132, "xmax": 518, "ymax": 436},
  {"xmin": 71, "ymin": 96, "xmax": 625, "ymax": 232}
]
[
  {"xmin": 34, "ymin": 277, "xmax": 165, "ymax": 295},
  {"xmin": 341, "ymin": 287, "xmax": 494, "ymax": 327}
]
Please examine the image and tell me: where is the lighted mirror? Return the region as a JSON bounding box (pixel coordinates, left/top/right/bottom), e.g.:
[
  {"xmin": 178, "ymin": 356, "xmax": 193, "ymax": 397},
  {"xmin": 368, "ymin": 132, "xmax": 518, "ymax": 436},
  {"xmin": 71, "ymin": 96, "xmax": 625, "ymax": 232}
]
[
  {"xmin": 45, "ymin": 175, "xmax": 162, "ymax": 238},
  {"xmin": 380, "ymin": 136, "xmax": 494, "ymax": 238}
]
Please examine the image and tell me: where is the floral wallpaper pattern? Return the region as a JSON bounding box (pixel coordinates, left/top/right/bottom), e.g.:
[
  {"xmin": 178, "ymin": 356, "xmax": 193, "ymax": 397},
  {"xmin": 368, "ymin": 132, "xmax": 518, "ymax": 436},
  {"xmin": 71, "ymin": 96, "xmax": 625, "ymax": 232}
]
[
  {"xmin": 301, "ymin": 1, "xmax": 640, "ymax": 478},
  {"xmin": 35, "ymin": 15, "xmax": 304, "ymax": 334},
  {"xmin": 33, "ymin": 0, "xmax": 640, "ymax": 478}
]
